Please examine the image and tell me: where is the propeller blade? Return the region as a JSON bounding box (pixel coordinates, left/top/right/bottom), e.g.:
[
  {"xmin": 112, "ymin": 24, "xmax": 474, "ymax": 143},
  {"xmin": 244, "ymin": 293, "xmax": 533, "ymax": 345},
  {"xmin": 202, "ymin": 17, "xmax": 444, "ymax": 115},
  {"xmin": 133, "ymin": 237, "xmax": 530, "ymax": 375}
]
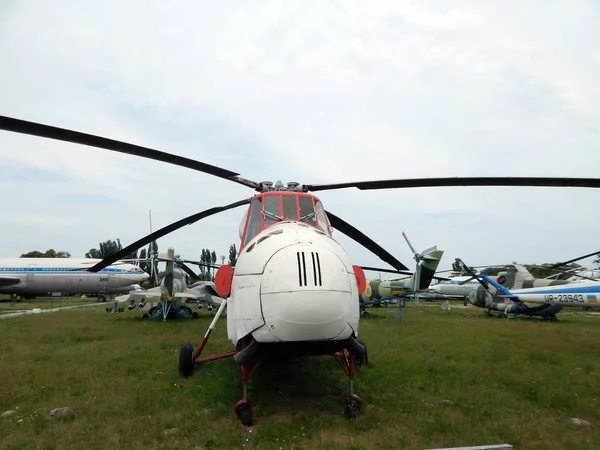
[
  {"xmin": 548, "ymin": 250, "xmax": 600, "ymax": 269},
  {"xmin": 305, "ymin": 177, "xmax": 600, "ymax": 192},
  {"xmin": 86, "ymin": 198, "xmax": 251, "ymax": 272},
  {"xmin": 402, "ymin": 231, "xmax": 418, "ymax": 255},
  {"xmin": 0, "ymin": 115, "xmax": 260, "ymax": 190},
  {"xmin": 325, "ymin": 211, "xmax": 409, "ymax": 271},
  {"xmin": 455, "ymin": 258, "xmax": 490, "ymax": 292}
]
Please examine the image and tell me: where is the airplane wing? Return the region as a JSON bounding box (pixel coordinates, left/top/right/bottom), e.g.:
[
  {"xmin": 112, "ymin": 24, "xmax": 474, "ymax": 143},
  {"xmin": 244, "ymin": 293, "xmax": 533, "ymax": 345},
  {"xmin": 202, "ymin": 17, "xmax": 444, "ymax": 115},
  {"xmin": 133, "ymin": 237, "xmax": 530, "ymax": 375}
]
[{"xmin": 0, "ymin": 276, "xmax": 21, "ymax": 287}]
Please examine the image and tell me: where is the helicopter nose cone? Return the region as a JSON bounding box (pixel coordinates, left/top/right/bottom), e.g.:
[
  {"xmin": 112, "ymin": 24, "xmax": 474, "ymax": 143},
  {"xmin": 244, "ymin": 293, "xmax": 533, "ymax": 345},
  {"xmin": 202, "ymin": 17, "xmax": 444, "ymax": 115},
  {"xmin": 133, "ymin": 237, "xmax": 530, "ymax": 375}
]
[{"xmin": 259, "ymin": 244, "xmax": 358, "ymax": 342}]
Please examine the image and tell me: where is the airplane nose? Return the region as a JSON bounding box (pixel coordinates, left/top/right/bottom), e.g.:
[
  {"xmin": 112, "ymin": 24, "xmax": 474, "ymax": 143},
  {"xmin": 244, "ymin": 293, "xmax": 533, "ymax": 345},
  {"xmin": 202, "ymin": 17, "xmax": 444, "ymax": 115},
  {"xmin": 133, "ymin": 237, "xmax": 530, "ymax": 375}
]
[{"xmin": 259, "ymin": 244, "xmax": 357, "ymax": 342}]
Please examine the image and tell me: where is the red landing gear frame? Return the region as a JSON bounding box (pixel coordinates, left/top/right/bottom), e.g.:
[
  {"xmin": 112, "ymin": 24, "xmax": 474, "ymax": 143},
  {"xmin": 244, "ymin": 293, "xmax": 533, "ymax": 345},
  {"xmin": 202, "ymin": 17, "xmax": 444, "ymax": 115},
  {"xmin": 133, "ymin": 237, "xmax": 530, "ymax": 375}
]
[{"xmin": 177, "ymin": 299, "xmax": 367, "ymax": 426}]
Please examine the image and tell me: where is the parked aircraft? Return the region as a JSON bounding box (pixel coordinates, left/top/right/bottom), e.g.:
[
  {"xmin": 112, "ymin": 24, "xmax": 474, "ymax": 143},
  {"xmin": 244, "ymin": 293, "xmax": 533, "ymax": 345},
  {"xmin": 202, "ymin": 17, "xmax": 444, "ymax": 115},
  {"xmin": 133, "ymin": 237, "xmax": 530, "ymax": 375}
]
[
  {"xmin": 430, "ymin": 262, "xmax": 574, "ymax": 299},
  {"xmin": 4, "ymin": 114, "xmax": 600, "ymax": 426},
  {"xmin": 360, "ymin": 247, "xmax": 445, "ymax": 308},
  {"xmin": 119, "ymin": 248, "xmax": 222, "ymax": 320},
  {"xmin": 456, "ymin": 259, "xmax": 600, "ymax": 320},
  {"xmin": 0, "ymin": 258, "xmax": 149, "ymax": 302}
]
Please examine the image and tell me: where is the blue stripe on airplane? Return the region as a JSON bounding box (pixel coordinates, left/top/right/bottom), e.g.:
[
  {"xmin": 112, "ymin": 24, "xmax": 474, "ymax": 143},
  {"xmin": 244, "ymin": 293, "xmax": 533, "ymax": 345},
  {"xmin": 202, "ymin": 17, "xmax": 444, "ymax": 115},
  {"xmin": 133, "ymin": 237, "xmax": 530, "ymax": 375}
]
[{"xmin": 0, "ymin": 267, "xmax": 139, "ymax": 274}]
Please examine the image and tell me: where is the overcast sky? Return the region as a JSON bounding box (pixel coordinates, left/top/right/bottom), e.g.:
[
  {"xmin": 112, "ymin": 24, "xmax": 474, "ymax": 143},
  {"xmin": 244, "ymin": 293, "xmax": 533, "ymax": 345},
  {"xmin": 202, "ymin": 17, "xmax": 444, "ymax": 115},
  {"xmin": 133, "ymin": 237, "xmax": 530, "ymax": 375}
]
[{"xmin": 1, "ymin": 1, "xmax": 599, "ymax": 276}]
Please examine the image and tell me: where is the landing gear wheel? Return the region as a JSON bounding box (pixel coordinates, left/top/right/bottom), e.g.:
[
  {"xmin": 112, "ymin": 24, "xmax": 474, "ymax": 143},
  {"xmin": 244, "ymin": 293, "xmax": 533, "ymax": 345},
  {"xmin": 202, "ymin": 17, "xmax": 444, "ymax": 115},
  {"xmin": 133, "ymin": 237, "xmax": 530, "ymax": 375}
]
[
  {"xmin": 179, "ymin": 344, "xmax": 194, "ymax": 378},
  {"xmin": 192, "ymin": 312, "xmax": 199, "ymax": 319},
  {"xmin": 97, "ymin": 295, "xmax": 106, "ymax": 303},
  {"xmin": 344, "ymin": 394, "xmax": 362, "ymax": 419},
  {"xmin": 356, "ymin": 340, "xmax": 368, "ymax": 367},
  {"xmin": 235, "ymin": 400, "xmax": 253, "ymax": 427},
  {"xmin": 142, "ymin": 313, "xmax": 149, "ymax": 320}
]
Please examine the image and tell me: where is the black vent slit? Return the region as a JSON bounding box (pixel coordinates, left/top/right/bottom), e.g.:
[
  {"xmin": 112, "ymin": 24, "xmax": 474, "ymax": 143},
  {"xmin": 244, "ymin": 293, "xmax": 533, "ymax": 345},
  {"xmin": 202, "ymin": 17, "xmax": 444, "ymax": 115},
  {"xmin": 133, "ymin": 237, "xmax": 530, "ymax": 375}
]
[
  {"xmin": 315, "ymin": 252, "xmax": 322, "ymax": 286},
  {"xmin": 301, "ymin": 252, "xmax": 307, "ymax": 286},
  {"xmin": 311, "ymin": 252, "xmax": 317, "ymax": 285},
  {"xmin": 296, "ymin": 252, "xmax": 303, "ymax": 286}
]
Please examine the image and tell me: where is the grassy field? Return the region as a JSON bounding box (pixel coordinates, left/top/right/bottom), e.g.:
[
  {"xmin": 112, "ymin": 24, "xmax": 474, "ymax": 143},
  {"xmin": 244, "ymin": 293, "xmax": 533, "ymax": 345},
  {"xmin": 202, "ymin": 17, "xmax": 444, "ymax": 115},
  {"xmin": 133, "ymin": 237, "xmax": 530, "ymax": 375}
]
[{"xmin": 1, "ymin": 303, "xmax": 600, "ymax": 450}]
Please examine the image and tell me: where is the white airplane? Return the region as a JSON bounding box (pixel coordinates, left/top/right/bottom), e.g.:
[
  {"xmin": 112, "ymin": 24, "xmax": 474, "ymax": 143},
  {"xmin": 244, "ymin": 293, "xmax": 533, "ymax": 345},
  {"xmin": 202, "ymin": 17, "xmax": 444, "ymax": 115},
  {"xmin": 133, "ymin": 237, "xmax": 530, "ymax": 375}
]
[
  {"xmin": 0, "ymin": 258, "xmax": 149, "ymax": 302},
  {"xmin": 4, "ymin": 114, "xmax": 600, "ymax": 427}
]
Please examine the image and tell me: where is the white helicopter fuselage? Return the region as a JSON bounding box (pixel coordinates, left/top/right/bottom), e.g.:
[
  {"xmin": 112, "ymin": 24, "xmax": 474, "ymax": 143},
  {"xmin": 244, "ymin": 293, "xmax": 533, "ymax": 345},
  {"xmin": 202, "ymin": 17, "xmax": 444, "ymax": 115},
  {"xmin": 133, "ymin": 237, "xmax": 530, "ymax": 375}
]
[
  {"xmin": 227, "ymin": 221, "xmax": 360, "ymax": 346},
  {"xmin": 430, "ymin": 276, "xmax": 482, "ymax": 297},
  {"xmin": 504, "ymin": 281, "xmax": 600, "ymax": 308}
]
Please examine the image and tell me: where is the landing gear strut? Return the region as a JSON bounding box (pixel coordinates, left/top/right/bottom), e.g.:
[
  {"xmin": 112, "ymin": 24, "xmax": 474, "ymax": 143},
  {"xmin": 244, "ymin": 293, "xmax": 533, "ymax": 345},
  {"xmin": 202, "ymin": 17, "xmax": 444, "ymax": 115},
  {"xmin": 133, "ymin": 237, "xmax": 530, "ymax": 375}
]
[
  {"xmin": 335, "ymin": 349, "xmax": 363, "ymax": 418},
  {"xmin": 178, "ymin": 298, "xmax": 367, "ymax": 425}
]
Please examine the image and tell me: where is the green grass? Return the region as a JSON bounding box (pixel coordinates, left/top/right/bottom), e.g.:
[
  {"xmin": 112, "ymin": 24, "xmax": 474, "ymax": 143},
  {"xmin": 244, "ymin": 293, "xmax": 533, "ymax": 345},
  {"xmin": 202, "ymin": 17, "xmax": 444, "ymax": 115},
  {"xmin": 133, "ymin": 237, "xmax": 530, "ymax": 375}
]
[
  {"xmin": 1, "ymin": 304, "xmax": 600, "ymax": 449},
  {"xmin": 0, "ymin": 296, "xmax": 100, "ymax": 315}
]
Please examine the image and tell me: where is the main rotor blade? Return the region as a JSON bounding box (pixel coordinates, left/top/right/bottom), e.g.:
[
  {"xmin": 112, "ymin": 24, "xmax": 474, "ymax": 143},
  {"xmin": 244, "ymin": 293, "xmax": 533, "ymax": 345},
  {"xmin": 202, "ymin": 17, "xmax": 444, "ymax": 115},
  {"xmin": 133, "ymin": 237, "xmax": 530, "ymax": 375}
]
[
  {"xmin": 436, "ymin": 264, "xmax": 504, "ymax": 274},
  {"xmin": 176, "ymin": 262, "xmax": 201, "ymax": 282},
  {"xmin": 181, "ymin": 259, "xmax": 221, "ymax": 270},
  {"xmin": 87, "ymin": 198, "xmax": 251, "ymax": 272},
  {"xmin": 360, "ymin": 265, "xmax": 450, "ymax": 281},
  {"xmin": 305, "ymin": 177, "xmax": 600, "ymax": 192},
  {"xmin": 0, "ymin": 115, "xmax": 260, "ymax": 190},
  {"xmin": 360, "ymin": 266, "xmax": 414, "ymax": 276},
  {"xmin": 548, "ymin": 250, "xmax": 600, "ymax": 269},
  {"xmin": 325, "ymin": 211, "xmax": 409, "ymax": 271}
]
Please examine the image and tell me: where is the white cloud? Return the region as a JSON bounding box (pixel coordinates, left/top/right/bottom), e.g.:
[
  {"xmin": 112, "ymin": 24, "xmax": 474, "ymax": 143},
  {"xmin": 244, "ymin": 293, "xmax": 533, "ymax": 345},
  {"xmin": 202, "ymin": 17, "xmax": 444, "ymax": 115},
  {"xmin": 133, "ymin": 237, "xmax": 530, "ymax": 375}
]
[{"xmin": 1, "ymin": 1, "xmax": 599, "ymax": 274}]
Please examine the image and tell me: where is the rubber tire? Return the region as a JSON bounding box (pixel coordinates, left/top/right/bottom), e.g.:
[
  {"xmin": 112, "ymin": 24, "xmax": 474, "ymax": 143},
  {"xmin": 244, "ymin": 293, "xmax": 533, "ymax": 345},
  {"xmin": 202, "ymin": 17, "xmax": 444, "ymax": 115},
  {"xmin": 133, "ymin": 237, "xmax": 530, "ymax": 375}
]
[
  {"xmin": 356, "ymin": 339, "xmax": 368, "ymax": 366},
  {"xmin": 179, "ymin": 344, "xmax": 194, "ymax": 378},
  {"xmin": 237, "ymin": 403, "xmax": 253, "ymax": 427},
  {"xmin": 344, "ymin": 398, "xmax": 359, "ymax": 419}
]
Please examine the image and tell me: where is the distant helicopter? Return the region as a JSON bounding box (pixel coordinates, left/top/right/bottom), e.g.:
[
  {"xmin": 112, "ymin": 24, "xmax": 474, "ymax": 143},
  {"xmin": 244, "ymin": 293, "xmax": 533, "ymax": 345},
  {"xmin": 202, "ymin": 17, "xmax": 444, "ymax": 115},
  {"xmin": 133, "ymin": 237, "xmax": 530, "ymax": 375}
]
[
  {"xmin": 454, "ymin": 259, "xmax": 600, "ymax": 320},
  {"xmin": 3, "ymin": 114, "xmax": 600, "ymax": 426},
  {"xmin": 360, "ymin": 232, "xmax": 448, "ymax": 309},
  {"xmin": 117, "ymin": 248, "xmax": 220, "ymax": 321}
]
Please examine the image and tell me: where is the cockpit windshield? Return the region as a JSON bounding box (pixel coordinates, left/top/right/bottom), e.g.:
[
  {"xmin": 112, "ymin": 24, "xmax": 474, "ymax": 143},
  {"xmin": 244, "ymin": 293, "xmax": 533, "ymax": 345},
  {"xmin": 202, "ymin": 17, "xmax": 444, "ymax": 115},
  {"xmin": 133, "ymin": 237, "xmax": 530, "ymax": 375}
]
[{"xmin": 242, "ymin": 193, "xmax": 331, "ymax": 247}]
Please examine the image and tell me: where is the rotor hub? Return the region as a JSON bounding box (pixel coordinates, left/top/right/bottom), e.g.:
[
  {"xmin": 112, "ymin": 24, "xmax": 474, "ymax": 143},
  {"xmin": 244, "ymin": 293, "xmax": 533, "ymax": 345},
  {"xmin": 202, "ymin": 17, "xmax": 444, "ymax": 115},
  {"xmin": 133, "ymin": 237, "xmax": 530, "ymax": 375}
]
[{"xmin": 258, "ymin": 180, "xmax": 304, "ymax": 192}]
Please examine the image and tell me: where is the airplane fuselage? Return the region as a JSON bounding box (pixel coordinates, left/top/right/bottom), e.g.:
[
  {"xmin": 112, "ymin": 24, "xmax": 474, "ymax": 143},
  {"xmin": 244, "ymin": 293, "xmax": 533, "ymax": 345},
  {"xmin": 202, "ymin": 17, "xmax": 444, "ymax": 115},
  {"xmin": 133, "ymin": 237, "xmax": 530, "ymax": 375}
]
[{"xmin": 0, "ymin": 258, "xmax": 149, "ymax": 296}]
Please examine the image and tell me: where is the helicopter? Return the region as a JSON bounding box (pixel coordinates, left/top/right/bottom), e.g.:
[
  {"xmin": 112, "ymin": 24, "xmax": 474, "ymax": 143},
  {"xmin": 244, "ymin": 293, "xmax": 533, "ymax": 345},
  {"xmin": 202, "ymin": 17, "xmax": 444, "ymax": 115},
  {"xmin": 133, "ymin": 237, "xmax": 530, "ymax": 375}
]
[
  {"xmin": 117, "ymin": 248, "xmax": 221, "ymax": 321},
  {"xmin": 2, "ymin": 115, "xmax": 600, "ymax": 426},
  {"xmin": 454, "ymin": 259, "xmax": 600, "ymax": 320},
  {"xmin": 359, "ymin": 233, "xmax": 448, "ymax": 309}
]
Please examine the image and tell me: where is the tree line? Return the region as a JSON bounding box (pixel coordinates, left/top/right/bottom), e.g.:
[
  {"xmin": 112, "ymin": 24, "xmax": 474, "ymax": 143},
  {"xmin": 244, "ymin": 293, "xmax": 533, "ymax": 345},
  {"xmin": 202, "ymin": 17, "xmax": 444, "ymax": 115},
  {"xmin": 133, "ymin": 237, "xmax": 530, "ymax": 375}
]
[{"xmin": 20, "ymin": 241, "xmax": 240, "ymax": 274}]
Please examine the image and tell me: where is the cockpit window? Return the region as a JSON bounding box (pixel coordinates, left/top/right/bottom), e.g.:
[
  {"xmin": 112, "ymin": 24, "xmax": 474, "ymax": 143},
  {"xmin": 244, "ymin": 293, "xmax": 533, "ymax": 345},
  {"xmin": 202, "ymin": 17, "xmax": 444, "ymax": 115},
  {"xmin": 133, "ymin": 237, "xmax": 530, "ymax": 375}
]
[
  {"xmin": 314, "ymin": 200, "xmax": 329, "ymax": 233},
  {"xmin": 244, "ymin": 197, "xmax": 263, "ymax": 245},
  {"xmin": 263, "ymin": 195, "xmax": 281, "ymax": 227},
  {"xmin": 299, "ymin": 196, "xmax": 316, "ymax": 226},
  {"xmin": 282, "ymin": 195, "xmax": 297, "ymax": 220}
]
